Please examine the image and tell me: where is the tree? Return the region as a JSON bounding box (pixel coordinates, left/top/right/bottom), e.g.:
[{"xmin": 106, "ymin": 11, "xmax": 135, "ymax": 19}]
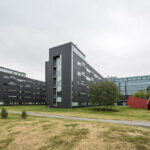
[
  {"xmin": 89, "ymin": 80, "xmax": 121, "ymax": 110},
  {"xmin": 99, "ymin": 81, "xmax": 120, "ymax": 108},
  {"xmin": 1, "ymin": 108, "xmax": 8, "ymax": 119},
  {"xmin": 89, "ymin": 82, "xmax": 100, "ymax": 105},
  {"xmin": 21, "ymin": 110, "xmax": 27, "ymax": 119},
  {"xmin": 133, "ymin": 90, "xmax": 147, "ymax": 99},
  {"xmin": 147, "ymin": 91, "xmax": 150, "ymax": 99}
]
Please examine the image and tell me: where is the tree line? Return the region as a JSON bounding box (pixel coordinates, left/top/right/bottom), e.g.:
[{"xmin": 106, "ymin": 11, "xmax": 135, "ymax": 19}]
[{"xmin": 133, "ymin": 90, "xmax": 150, "ymax": 99}]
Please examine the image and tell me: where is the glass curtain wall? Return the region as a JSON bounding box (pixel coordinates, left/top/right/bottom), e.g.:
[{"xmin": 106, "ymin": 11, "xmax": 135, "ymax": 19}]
[{"xmin": 56, "ymin": 55, "xmax": 62, "ymax": 106}]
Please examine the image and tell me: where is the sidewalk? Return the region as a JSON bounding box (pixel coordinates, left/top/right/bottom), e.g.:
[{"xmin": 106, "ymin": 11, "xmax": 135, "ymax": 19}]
[{"xmin": 9, "ymin": 111, "xmax": 150, "ymax": 128}]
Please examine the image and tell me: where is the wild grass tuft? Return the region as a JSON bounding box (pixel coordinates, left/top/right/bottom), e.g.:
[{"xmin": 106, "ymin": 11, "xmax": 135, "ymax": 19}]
[
  {"xmin": 0, "ymin": 138, "xmax": 14, "ymax": 150},
  {"xmin": 49, "ymin": 128, "xmax": 88, "ymax": 150}
]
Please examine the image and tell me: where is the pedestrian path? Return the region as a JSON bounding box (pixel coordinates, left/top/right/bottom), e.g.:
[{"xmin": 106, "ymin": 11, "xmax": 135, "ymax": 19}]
[{"xmin": 9, "ymin": 111, "xmax": 150, "ymax": 128}]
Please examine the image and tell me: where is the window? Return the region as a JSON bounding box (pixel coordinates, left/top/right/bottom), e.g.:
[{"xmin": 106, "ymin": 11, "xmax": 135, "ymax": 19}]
[
  {"xmin": 86, "ymin": 76, "xmax": 91, "ymax": 81},
  {"xmin": 81, "ymin": 92, "xmax": 86, "ymax": 95},
  {"xmin": 24, "ymin": 91, "xmax": 31, "ymax": 94},
  {"xmin": 10, "ymin": 76, "xmax": 16, "ymax": 79},
  {"xmin": 132, "ymin": 78, "xmax": 137, "ymax": 80},
  {"xmin": 82, "ymin": 71, "xmax": 85, "ymax": 75},
  {"xmin": 24, "ymin": 97, "xmax": 31, "ymax": 99},
  {"xmin": 3, "ymin": 83, "xmax": 8, "ymax": 86},
  {"xmin": 97, "ymin": 77, "xmax": 101, "ymax": 80},
  {"xmin": 77, "ymin": 61, "xmax": 81, "ymax": 66},
  {"xmin": 86, "ymin": 68, "xmax": 91, "ymax": 73},
  {"xmin": 78, "ymin": 81, "xmax": 86, "ymax": 86},
  {"xmin": 72, "ymin": 102, "xmax": 79, "ymax": 106},
  {"xmin": 56, "ymin": 97, "xmax": 62, "ymax": 103},
  {"xmin": 17, "ymin": 79, "xmax": 25, "ymax": 82},
  {"xmin": 57, "ymin": 91, "xmax": 61, "ymax": 97},
  {"xmin": 94, "ymin": 74, "xmax": 98, "ymax": 78},
  {"xmin": 127, "ymin": 78, "xmax": 132, "ymax": 81},
  {"xmin": 137, "ymin": 77, "xmax": 141, "ymax": 80},
  {"xmin": 81, "ymin": 62, "xmax": 85, "ymax": 66},
  {"xmin": 0, "ymin": 102, "xmax": 4, "ymax": 105},
  {"xmin": 82, "ymin": 102, "xmax": 86, "ymax": 106},
  {"xmin": 9, "ymin": 82, "xmax": 16, "ymax": 86},
  {"xmin": 8, "ymin": 89, "xmax": 16, "ymax": 92},
  {"xmin": 77, "ymin": 72, "xmax": 81, "ymax": 76},
  {"xmin": 142, "ymin": 77, "xmax": 147, "ymax": 80},
  {"xmin": 91, "ymin": 77, "xmax": 94, "ymax": 81},
  {"xmin": 25, "ymin": 84, "xmax": 31, "ymax": 88},
  {"xmin": 3, "ymin": 76, "xmax": 9, "ymax": 79},
  {"xmin": 8, "ymin": 96, "xmax": 17, "ymax": 98}
]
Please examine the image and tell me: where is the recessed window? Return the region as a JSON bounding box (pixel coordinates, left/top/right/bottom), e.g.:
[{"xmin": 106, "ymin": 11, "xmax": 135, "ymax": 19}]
[
  {"xmin": 77, "ymin": 72, "xmax": 81, "ymax": 76},
  {"xmin": 3, "ymin": 76, "xmax": 9, "ymax": 79},
  {"xmin": 72, "ymin": 102, "xmax": 79, "ymax": 106},
  {"xmin": 86, "ymin": 68, "xmax": 91, "ymax": 73},
  {"xmin": 77, "ymin": 61, "xmax": 81, "ymax": 66}
]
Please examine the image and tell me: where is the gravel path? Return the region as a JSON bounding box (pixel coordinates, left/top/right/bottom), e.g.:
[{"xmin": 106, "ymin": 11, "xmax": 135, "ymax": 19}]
[{"xmin": 9, "ymin": 111, "xmax": 150, "ymax": 128}]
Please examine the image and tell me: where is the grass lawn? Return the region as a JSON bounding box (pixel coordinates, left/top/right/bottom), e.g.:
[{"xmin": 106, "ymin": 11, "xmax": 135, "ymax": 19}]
[
  {"xmin": 1, "ymin": 105, "xmax": 150, "ymax": 121},
  {"xmin": 0, "ymin": 113, "xmax": 150, "ymax": 150}
]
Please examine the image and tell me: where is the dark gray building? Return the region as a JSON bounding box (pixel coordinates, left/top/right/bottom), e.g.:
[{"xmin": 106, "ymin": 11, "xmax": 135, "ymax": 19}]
[
  {"xmin": 46, "ymin": 42, "xmax": 104, "ymax": 108},
  {"xmin": 0, "ymin": 67, "xmax": 46, "ymax": 106}
]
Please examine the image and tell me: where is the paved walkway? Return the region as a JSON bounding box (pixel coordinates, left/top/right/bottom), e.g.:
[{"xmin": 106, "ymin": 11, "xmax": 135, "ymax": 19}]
[{"xmin": 9, "ymin": 111, "xmax": 150, "ymax": 128}]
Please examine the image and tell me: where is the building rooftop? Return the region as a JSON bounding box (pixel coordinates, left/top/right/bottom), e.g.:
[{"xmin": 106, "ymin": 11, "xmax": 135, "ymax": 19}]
[
  {"xmin": 49, "ymin": 42, "xmax": 86, "ymax": 58},
  {"xmin": 71, "ymin": 42, "xmax": 86, "ymax": 57},
  {"xmin": 0, "ymin": 66, "xmax": 26, "ymax": 77}
]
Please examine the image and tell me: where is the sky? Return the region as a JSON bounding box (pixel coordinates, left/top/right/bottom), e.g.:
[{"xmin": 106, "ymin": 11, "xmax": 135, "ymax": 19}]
[{"xmin": 0, "ymin": 0, "xmax": 150, "ymax": 81}]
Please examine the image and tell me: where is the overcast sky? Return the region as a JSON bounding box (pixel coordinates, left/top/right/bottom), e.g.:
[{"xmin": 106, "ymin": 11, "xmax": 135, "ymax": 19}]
[{"xmin": 0, "ymin": 0, "xmax": 150, "ymax": 81}]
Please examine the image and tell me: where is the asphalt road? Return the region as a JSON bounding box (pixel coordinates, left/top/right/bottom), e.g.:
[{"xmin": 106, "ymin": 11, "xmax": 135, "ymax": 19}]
[{"xmin": 9, "ymin": 111, "xmax": 150, "ymax": 128}]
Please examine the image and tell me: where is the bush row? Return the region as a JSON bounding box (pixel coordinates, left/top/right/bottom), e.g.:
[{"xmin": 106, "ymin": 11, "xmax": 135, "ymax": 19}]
[
  {"xmin": 133, "ymin": 90, "xmax": 150, "ymax": 99},
  {"xmin": 1, "ymin": 108, "xmax": 27, "ymax": 119}
]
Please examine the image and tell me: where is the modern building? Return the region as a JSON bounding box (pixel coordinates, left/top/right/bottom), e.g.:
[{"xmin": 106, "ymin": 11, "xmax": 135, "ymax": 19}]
[
  {"xmin": 46, "ymin": 42, "xmax": 104, "ymax": 108},
  {"xmin": 0, "ymin": 67, "xmax": 46, "ymax": 106},
  {"xmin": 108, "ymin": 75, "xmax": 150, "ymax": 103}
]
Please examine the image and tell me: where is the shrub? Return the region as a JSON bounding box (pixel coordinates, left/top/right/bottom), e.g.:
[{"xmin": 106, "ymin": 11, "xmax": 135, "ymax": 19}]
[
  {"xmin": 146, "ymin": 91, "xmax": 150, "ymax": 99},
  {"xmin": 21, "ymin": 110, "xmax": 27, "ymax": 119},
  {"xmin": 133, "ymin": 91, "xmax": 147, "ymax": 99},
  {"xmin": 1, "ymin": 108, "xmax": 8, "ymax": 119}
]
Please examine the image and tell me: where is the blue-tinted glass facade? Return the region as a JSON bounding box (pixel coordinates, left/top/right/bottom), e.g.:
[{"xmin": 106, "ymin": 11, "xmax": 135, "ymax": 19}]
[{"xmin": 109, "ymin": 75, "xmax": 150, "ymax": 98}]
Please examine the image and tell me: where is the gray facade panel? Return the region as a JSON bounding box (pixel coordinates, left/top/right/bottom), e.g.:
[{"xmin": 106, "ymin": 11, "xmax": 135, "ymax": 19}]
[{"xmin": 46, "ymin": 43, "xmax": 72, "ymax": 108}]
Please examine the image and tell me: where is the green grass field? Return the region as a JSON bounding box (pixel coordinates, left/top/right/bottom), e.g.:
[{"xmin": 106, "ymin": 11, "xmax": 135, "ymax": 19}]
[
  {"xmin": 0, "ymin": 113, "xmax": 150, "ymax": 150},
  {"xmin": 1, "ymin": 105, "xmax": 150, "ymax": 121}
]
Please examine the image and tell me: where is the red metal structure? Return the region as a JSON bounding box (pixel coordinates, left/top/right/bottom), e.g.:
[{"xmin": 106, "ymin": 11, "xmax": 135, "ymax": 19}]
[
  {"xmin": 128, "ymin": 96, "xmax": 150, "ymax": 110},
  {"xmin": 147, "ymin": 100, "xmax": 150, "ymax": 110}
]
